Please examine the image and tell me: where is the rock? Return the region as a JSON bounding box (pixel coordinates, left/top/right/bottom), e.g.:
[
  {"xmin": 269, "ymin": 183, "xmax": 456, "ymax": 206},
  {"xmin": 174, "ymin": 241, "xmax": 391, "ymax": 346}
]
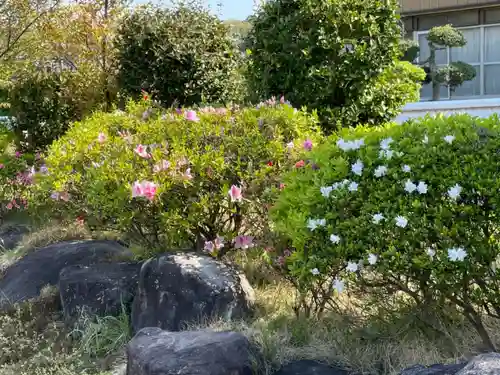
[
  {"xmin": 0, "ymin": 240, "xmax": 132, "ymax": 308},
  {"xmin": 0, "ymin": 223, "xmax": 29, "ymax": 251},
  {"xmin": 273, "ymin": 360, "xmax": 349, "ymax": 375},
  {"xmin": 126, "ymin": 327, "xmax": 255, "ymax": 375},
  {"xmin": 131, "ymin": 253, "xmax": 255, "ymax": 332},
  {"xmin": 456, "ymin": 353, "xmax": 500, "ymax": 375},
  {"xmin": 399, "ymin": 363, "xmax": 466, "ymax": 375},
  {"xmin": 59, "ymin": 262, "xmax": 142, "ymax": 321}
]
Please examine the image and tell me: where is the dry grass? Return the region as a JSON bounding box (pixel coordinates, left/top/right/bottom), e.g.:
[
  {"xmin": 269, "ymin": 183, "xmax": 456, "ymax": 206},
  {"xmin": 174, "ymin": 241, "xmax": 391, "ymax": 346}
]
[{"xmin": 188, "ymin": 281, "xmax": 500, "ymax": 375}]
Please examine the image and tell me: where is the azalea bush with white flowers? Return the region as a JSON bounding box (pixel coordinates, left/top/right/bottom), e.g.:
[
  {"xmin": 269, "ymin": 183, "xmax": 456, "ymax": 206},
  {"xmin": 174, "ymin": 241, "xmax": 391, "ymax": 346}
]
[
  {"xmin": 271, "ymin": 114, "xmax": 500, "ymax": 350},
  {"xmin": 31, "ymin": 98, "xmax": 322, "ymax": 256}
]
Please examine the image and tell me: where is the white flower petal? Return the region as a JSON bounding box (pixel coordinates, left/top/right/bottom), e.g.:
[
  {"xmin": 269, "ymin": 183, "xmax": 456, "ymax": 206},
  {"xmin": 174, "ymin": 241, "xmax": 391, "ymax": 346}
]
[
  {"xmin": 330, "ymin": 234, "xmax": 341, "ymax": 244},
  {"xmin": 395, "ymin": 215, "xmax": 408, "ymax": 228}
]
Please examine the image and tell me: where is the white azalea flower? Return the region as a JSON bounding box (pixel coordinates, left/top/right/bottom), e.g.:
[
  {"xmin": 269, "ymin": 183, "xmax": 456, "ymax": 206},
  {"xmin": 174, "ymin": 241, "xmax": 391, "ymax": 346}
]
[
  {"xmin": 379, "ymin": 149, "xmax": 394, "ymax": 160},
  {"xmin": 332, "ymin": 278, "xmax": 345, "ymax": 294},
  {"xmin": 372, "ymin": 213, "xmax": 384, "ymax": 224},
  {"xmin": 423, "ymin": 135, "xmax": 429, "ymax": 144},
  {"xmin": 329, "ymin": 234, "xmax": 341, "ymax": 244},
  {"xmin": 404, "ymin": 179, "xmax": 417, "ymax": 193},
  {"xmin": 337, "ymin": 138, "xmax": 364, "ymax": 151},
  {"xmin": 346, "ymin": 261, "xmax": 359, "ymax": 272},
  {"xmin": 374, "ymin": 165, "xmax": 388, "ymax": 178},
  {"xmin": 307, "ymin": 219, "xmax": 319, "ymax": 231},
  {"xmin": 402, "ymin": 165, "xmax": 411, "ymax": 173},
  {"xmin": 351, "ymin": 159, "xmax": 364, "ymax": 176},
  {"xmin": 368, "ymin": 253, "xmax": 378, "ymax": 265},
  {"xmin": 348, "ymin": 181, "xmax": 358, "ymax": 192},
  {"xmin": 448, "ymin": 247, "xmax": 467, "ymax": 261},
  {"xmin": 417, "ymin": 181, "xmax": 428, "ymax": 194},
  {"xmin": 444, "ymin": 135, "xmax": 455, "ymax": 144},
  {"xmin": 426, "ymin": 248, "xmax": 435, "ymax": 258},
  {"xmin": 380, "ymin": 137, "xmax": 393, "ymax": 150},
  {"xmin": 395, "ymin": 215, "xmax": 408, "ymax": 228},
  {"xmin": 447, "ymin": 184, "xmax": 462, "ymax": 200},
  {"xmin": 320, "ymin": 186, "xmax": 333, "ymax": 198},
  {"xmin": 311, "ymin": 268, "xmax": 320, "ymax": 275}
]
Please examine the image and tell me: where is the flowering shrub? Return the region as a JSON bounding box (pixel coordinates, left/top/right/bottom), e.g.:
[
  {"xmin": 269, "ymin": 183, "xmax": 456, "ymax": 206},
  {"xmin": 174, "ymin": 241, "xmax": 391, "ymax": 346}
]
[
  {"xmin": 31, "ymin": 99, "xmax": 321, "ymax": 255},
  {"xmin": 0, "ymin": 128, "xmax": 34, "ymax": 222},
  {"xmin": 271, "ymin": 114, "xmax": 500, "ymax": 349}
]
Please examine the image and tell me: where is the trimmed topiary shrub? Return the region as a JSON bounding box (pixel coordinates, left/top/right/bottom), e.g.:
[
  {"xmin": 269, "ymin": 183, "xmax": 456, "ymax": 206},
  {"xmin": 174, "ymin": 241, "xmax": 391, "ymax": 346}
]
[
  {"xmin": 115, "ymin": 2, "xmax": 244, "ymax": 107},
  {"xmin": 270, "ymin": 114, "xmax": 500, "ymax": 350},
  {"xmin": 31, "ymin": 98, "xmax": 321, "ymax": 255},
  {"xmin": 245, "ymin": 0, "xmax": 421, "ymax": 131}
]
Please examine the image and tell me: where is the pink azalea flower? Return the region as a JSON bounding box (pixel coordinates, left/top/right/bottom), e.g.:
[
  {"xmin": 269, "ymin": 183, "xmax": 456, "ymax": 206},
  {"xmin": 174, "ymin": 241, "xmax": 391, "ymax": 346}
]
[
  {"xmin": 15, "ymin": 151, "xmax": 21, "ymax": 158},
  {"xmin": 153, "ymin": 160, "xmax": 171, "ymax": 173},
  {"xmin": 131, "ymin": 181, "xmax": 143, "ymax": 198},
  {"xmin": 295, "ymin": 160, "xmax": 305, "ymax": 168},
  {"xmin": 214, "ymin": 236, "xmax": 224, "ymax": 249},
  {"xmin": 59, "ymin": 192, "xmax": 70, "ymax": 202},
  {"xmin": 303, "ymin": 139, "xmax": 313, "ymax": 151},
  {"xmin": 234, "ymin": 235, "xmax": 254, "ymax": 249},
  {"xmin": 204, "ymin": 241, "xmax": 215, "ymax": 253},
  {"xmin": 184, "ymin": 110, "xmax": 200, "ymax": 122},
  {"xmin": 228, "ymin": 185, "xmax": 243, "ymax": 202},
  {"xmin": 97, "ymin": 132, "xmax": 107, "ymax": 143},
  {"xmin": 131, "ymin": 181, "xmax": 158, "ymax": 201},
  {"xmin": 182, "ymin": 168, "xmax": 193, "ymax": 181},
  {"xmin": 0, "ymin": 164, "xmax": 4, "ymax": 169},
  {"xmin": 142, "ymin": 181, "xmax": 158, "ymax": 201},
  {"xmin": 280, "ymin": 96, "xmax": 285, "ymax": 104},
  {"xmin": 134, "ymin": 144, "xmax": 151, "ymax": 158},
  {"xmin": 6, "ymin": 202, "xmax": 13, "ymax": 210}
]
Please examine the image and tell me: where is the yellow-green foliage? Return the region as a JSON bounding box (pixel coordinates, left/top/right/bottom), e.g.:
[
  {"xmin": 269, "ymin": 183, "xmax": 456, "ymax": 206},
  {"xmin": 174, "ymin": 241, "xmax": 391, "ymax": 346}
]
[
  {"xmin": 271, "ymin": 114, "xmax": 500, "ymax": 348},
  {"xmin": 32, "ymin": 100, "xmax": 321, "ymax": 253}
]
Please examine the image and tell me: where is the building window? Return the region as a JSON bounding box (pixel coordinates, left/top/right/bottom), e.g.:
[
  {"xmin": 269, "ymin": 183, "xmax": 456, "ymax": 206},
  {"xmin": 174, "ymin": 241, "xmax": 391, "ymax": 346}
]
[{"xmin": 416, "ymin": 24, "xmax": 500, "ymax": 100}]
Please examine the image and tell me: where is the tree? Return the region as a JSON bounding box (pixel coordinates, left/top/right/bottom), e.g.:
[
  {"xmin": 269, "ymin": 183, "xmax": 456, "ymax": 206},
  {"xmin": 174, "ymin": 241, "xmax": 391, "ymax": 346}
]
[
  {"xmin": 0, "ymin": 0, "xmax": 59, "ymax": 61},
  {"xmin": 245, "ymin": 0, "xmax": 421, "ymax": 131},
  {"xmin": 404, "ymin": 25, "xmax": 476, "ymax": 101},
  {"xmin": 115, "ymin": 1, "xmax": 243, "ymax": 107}
]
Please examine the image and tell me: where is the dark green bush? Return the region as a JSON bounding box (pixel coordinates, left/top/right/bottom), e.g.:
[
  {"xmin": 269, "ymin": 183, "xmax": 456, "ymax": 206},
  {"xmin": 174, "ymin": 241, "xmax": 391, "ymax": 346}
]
[
  {"xmin": 246, "ymin": 0, "xmax": 420, "ymax": 131},
  {"xmin": 115, "ymin": 2, "xmax": 244, "ymax": 107},
  {"xmin": 8, "ymin": 69, "xmax": 104, "ymax": 152}
]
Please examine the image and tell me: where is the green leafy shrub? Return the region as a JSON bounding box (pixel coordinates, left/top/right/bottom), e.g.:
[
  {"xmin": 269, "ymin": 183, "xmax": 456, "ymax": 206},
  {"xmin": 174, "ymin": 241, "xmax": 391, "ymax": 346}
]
[
  {"xmin": 271, "ymin": 114, "xmax": 500, "ymax": 350},
  {"xmin": 8, "ymin": 69, "xmax": 104, "ymax": 152},
  {"xmin": 245, "ymin": 0, "xmax": 418, "ymax": 131},
  {"xmin": 0, "ymin": 128, "xmax": 33, "ymax": 223},
  {"xmin": 115, "ymin": 2, "xmax": 244, "ymax": 107},
  {"xmin": 31, "ymin": 99, "xmax": 321, "ymax": 254}
]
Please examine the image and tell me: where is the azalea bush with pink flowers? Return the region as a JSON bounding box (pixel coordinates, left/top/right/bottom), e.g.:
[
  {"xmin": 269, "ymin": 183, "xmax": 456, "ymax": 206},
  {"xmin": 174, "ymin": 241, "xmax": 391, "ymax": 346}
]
[
  {"xmin": 271, "ymin": 113, "xmax": 500, "ymax": 350},
  {"xmin": 31, "ymin": 98, "xmax": 321, "ymax": 256},
  {"xmin": 0, "ymin": 128, "xmax": 35, "ymax": 223}
]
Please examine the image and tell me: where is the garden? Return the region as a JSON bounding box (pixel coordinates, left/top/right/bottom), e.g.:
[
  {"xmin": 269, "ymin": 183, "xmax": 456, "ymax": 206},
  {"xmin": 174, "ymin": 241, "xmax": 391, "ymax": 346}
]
[{"xmin": 0, "ymin": 0, "xmax": 500, "ymax": 374}]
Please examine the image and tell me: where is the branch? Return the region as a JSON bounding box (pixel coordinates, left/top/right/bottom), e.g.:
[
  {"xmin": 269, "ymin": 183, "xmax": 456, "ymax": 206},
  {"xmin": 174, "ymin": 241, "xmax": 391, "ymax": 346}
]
[{"xmin": 0, "ymin": 0, "xmax": 60, "ymax": 60}]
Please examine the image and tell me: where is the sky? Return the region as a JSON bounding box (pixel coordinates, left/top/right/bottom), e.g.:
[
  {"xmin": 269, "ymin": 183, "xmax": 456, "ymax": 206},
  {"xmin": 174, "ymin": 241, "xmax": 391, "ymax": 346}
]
[{"xmin": 204, "ymin": 0, "xmax": 254, "ymax": 20}]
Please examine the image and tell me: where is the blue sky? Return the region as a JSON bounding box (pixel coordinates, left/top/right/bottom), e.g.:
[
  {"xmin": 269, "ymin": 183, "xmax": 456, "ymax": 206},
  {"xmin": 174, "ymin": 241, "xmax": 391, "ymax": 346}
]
[{"xmin": 204, "ymin": 0, "xmax": 254, "ymax": 20}]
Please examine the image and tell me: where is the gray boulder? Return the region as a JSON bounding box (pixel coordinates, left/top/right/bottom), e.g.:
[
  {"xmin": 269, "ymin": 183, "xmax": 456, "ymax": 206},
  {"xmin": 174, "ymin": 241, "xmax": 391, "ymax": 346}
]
[
  {"xmin": 59, "ymin": 262, "xmax": 142, "ymax": 321},
  {"xmin": 456, "ymin": 353, "xmax": 500, "ymax": 375},
  {"xmin": 126, "ymin": 327, "xmax": 255, "ymax": 375},
  {"xmin": 0, "ymin": 223, "xmax": 29, "ymax": 251},
  {"xmin": 400, "ymin": 363, "xmax": 466, "ymax": 375},
  {"xmin": 0, "ymin": 240, "xmax": 131, "ymax": 308},
  {"xmin": 273, "ymin": 360, "xmax": 349, "ymax": 375},
  {"xmin": 131, "ymin": 253, "xmax": 255, "ymax": 332}
]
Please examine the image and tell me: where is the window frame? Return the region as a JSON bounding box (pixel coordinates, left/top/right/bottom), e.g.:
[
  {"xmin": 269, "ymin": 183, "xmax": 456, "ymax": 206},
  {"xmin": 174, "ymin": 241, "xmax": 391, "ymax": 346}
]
[{"xmin": 414, "ymin": 23, "xmax": 500, "ymax": 101}]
